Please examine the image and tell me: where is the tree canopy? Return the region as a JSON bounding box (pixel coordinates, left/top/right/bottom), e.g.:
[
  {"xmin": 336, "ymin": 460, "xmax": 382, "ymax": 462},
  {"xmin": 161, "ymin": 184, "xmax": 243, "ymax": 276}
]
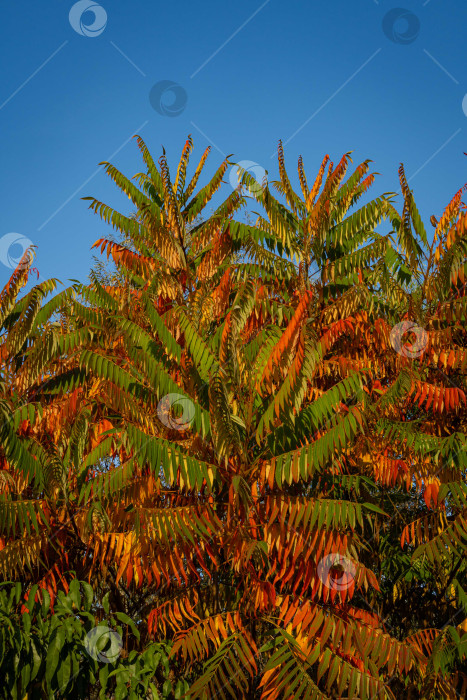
[{"xmin": 0, "ymin": 137, "xmax": 466, "ymax": 699}]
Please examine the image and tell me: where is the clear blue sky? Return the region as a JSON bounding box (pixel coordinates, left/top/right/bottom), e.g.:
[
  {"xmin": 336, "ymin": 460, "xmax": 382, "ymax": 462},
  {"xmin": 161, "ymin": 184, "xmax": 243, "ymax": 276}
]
[{"xmin": 1, "ymin": 0, "xmax": 466, "ymax": 286}]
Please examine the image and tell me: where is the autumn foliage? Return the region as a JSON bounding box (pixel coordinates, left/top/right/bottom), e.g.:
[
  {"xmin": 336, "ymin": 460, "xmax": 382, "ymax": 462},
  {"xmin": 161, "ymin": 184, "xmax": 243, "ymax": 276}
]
[{"xmin": 0, "ymin": 137, "xmax": 467, "ymax": 698}]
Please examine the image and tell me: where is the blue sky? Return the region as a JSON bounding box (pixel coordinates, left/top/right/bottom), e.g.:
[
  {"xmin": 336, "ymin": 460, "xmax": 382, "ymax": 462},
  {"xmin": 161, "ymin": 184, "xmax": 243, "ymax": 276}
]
[{"xmin": 1, "ymin": 0, "xmax": 466, "ymax": 286}]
